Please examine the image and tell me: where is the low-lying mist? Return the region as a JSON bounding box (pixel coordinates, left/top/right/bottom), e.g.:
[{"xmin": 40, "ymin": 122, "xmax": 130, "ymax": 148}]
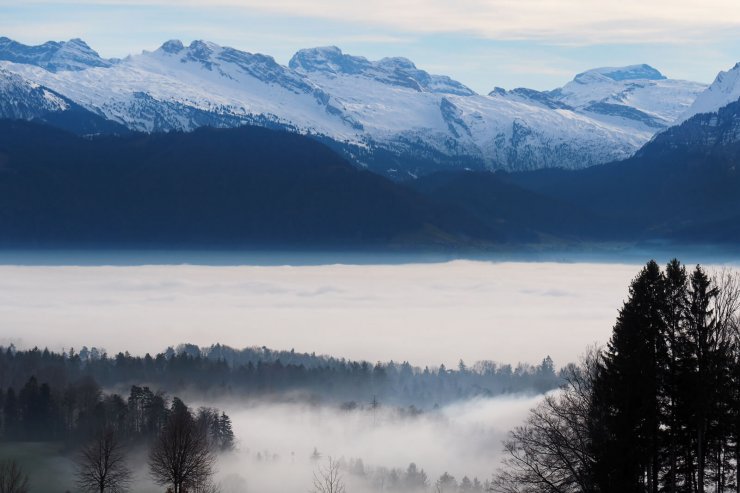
[
  {"xmin": 211, "ymin": 394, "xmax": 545, "ymax": 492},
  {"xmin": 5, "ymin": 394, "xmax": 546, "ymax": 492}
]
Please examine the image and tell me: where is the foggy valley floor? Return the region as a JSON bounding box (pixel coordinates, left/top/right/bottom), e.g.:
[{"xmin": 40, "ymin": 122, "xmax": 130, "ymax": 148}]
[{"xmin": 2, "ymin": 255, "xmax": 739, "ymax": 492}]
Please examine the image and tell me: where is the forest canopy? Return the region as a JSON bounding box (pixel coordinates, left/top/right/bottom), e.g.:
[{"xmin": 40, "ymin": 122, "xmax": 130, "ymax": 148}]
[{"xmin": 493, "ymin": 260, "xmax": 740, "ymax": 493}]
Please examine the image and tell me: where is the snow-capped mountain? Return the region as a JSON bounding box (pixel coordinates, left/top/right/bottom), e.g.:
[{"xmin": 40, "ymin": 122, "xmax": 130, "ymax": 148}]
[
  {"xmin": 0, "ymin": 67, "xmax": 126, "ymax": 134},
  {"xmin": 0, "ymin": 37, "xmax": 113, "ymax": 72},
  {"xmin": 681, "ymin": 63, "xmax": 740, "ymax": 122},
  {"xmin": 0, "ymin": 37, "xmax": 709, "ymax": 177},
  {"xmin": 289, "ymin": 46, "xmax": 475, "ymax": 96},
  {"xmin": 0, "ymin": 68, "xmax": 71, "ymax": 117},
  {"xmin": 492, "ymin": 64, "xmax": 705, "ymax": 131}
]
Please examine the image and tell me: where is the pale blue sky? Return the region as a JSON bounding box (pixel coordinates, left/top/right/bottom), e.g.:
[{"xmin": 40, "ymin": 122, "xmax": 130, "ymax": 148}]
[{"xmin": 3, "ymin": 1, "xmax": 740, "ymax": 93}]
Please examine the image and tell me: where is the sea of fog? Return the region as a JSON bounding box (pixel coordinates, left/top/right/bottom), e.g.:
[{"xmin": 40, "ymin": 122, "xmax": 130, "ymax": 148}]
[
  {"xmin": 19, "ymin": 394, "xmax": 546, "ymax": 492},
  {"xmin": 215, "ymin": 395, "xmax": 545, "ymax": 491},
  {"xmin": 0, "ymin": 259, "xmax": 651, "ymax": 366},
  {"xmin": 2, "ymin": 253, "xmax": 737, "ymax": 491}
]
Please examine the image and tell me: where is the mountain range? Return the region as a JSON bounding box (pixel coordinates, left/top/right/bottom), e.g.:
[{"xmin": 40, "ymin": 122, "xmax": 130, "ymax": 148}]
[
  {"xmin": 0, "ymin": 36, "xmax": 721, "ymax": 178},
  {"xmin": 2, "ymin": 92, "xmax": 740, "ymax": 248},
  {"xmin": 2, "ymin": 36, "xmax": 740, "ymax": 249}
]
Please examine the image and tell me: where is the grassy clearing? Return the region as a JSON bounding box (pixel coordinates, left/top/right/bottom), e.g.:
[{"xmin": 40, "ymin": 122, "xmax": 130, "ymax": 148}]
[{"xmin": 0, "ymin": 442, "xmax": 75, "ymax": 492}]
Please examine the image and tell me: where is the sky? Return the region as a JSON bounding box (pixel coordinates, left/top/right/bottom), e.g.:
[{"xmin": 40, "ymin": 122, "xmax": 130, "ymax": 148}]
[{"xmin": 2, "ymin": 1, "xmax": 740, "ymax": 93}]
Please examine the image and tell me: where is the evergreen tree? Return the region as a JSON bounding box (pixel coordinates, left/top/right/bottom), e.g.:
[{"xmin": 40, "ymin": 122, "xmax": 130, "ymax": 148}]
[
  {"xmin": 218, "ymin": 412, "xmax": 235, "ymax": 451},
  {"xmin": 659, "ymin": 259, "xmax": 688, "ymax": 492},
  {"xmin": 496, "ymin": 260, "xmax": 740, "ymax": 493},
  {"xmin": 591, "ymin": 260, "xmax": 666, "ymax": 493},
  {"xmin": 679, "ymin": 266, "xmax": 735, "ymax": 492},
  {"xmin": 2, "ymin": 389, "xmax": 17, "ymax": 441}
]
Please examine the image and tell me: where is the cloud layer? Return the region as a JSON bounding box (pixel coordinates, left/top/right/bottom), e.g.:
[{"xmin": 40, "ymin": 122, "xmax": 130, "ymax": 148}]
[
  {"xmin": 0, "ymin": 260, "xmax": 640, "ymax": 366},
  {"xmin": 5, "ymin": 1, "xmax": 740, "ymax": 91},
  {"xmin": 17, "ymin": 0, "xmax": 740, "ymax": 44}
]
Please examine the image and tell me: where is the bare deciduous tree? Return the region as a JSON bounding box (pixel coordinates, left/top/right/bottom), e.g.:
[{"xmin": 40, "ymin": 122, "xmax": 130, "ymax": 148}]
[
  {"xmin": 312, "ymin": 457, "xmax": 346, "ymax": 493},
  {"xmin": 149, "ymin": 401, "xmax": 216, "ymax": 493},
  {"xmin": 0, "ymin": 460, "xmax": 29, "ymax": 493},
  {"xmin": 490, "ymin": 348, "xmax": 601, "ymax": 493},
  {"xmin": 76, "ymin": 429, "xmax": 132, "ymax": 493},
  {"xmin": 713, "ymin": 268, "xmax": 740, "ymax": 341}
]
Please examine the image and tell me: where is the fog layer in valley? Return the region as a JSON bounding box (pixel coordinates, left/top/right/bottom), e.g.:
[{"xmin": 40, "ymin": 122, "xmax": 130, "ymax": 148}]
[
  {"xmin": 212, "ymin": 394, "xmax": 545, "ymax": 492},
  {"xmin": 2, "ymin": 258, "xmax": 733, "ymax": 491},
  {"xmin": 0, "ymin": 260, "xmax": 642, "ymax": 366},
  {"xmin": 3, "ymin": 394, "xmax": 545, "ymax": 492}
]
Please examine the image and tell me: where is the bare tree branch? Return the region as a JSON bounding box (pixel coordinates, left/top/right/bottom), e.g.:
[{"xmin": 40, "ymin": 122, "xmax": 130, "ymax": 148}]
[
  {"xmin": 0, "ymin": 460, "xmax": 29, "ymax": 493},
  {"xmin": 311, "ymin": 457, "xmax": 346, "ymax": 493},
  {"xmin": 490, "ymin": 347, "xmax": 601, "ymax": 493},
  {"xmin": 149, "ymin": 402, "xmax": 216, "ymax": 493},
  {"xmin": 75, "ymin": 429, "xmax": 132, "ymax": 493}
]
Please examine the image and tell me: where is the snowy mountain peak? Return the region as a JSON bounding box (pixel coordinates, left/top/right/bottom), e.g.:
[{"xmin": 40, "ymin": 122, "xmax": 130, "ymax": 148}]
[
  {"xmin": 680, "ymin": 62, "xmax": 740, "ymax": 122},
  {"xmin": 290, "ymin": 46, "xmax": 475, "ymax": 96},
  {"xmin": 376, "ymin": 56, "xmax": 417, "ymax": 71},
  {"xmin": 144, "ymin": 39, "xmax": 318, "ymax": 96},
  {"xmin": 159, "ymin": 39, "xmax": 184, "ymax": 54},
  {"xmin": 0, "ymin": 37, "xmax": 713, "ymax": 176},
  {"xmin": 289, "ymin": 46, "xmax": 375, "ymax": 77},
  {"xmin": 574, "ymin": 64, "xmax": 666, "ymax": 84},
  {"xmin": 185, "ymin": 40, "xmax": 218, "ymax": 61},
  {"xmin": 0, "ymin": 37, "xmax": 111, "ymax": 72},
  {"xmin": 550, "ymin": 64, "xmax": 705, "ymax": 128}
]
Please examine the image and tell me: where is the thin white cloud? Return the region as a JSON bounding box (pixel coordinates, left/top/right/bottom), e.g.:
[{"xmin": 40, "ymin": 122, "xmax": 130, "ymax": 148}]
[{"xmin": 15, "ymin": 0, "xmax": 740, "ymax": 44}]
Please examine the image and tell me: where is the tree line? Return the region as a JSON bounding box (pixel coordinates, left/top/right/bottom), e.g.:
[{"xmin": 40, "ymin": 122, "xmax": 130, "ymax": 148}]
[
  {"xmin": 493, "ymin": 260, "xmax": 740, "ymax": 493},
  {"xmin": 308, "ymin": 456, "xmax": 490, "ymax": 493},
  {"xmin": 0, "ymin": 392, "xmax": 234, "ymax": 493},
  {"xmin": 0, "ymin": 344, "xmax": 560, "ymax": 409},
  {"xmin": 0, "ymin": 373, "xmax": 234, "ymax": 451}
]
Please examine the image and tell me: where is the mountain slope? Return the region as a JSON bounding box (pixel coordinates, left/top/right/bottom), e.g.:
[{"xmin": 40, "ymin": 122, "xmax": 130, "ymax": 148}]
[
  {"xmin": 505, "ymin": 98, "xmax": 740, "ymax": 241},
  {"xmin": 492, "ymin": 64, "xmax": 705, "ymax": 131},
  {"xmin": 0, "ymin": 68, "xmax": 128, "ymax": 134},
  {"xmin": 409, "ymin": 171, "xmax": 606, "ymax": 242},
  {"xmin": 3, "ymin": 96, "xmax": 740, "ymax": 249},
  {"xmin": 0, "ymin": 38, "xmax": 707, "ymax": 177},
  {"xmin": 0, "ymin": 37, "xmax": 112, "ymax": 72},
  {"xmin": 681, "ymin": 62, "xmax": 740, "ymax": 121},
  {"xmin": 0, "ymin": 121, "xmax": 498, "ymax": 248}
]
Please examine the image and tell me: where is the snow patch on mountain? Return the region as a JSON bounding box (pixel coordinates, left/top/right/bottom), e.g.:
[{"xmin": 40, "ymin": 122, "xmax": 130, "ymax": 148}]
[
  {"xmin": 0, "ymin": 38, "xmax": 713, "ymax": 175},
  {"xmin": 581, "ymin": 64, "xmax": 666, "ymax": 82},
  {"xmin": 552, "ymin": 65, "xmax": 705, "ymax": 128},
  {"xmin": 0, "ymin": 68, "xmax": 70, "ymax": 117},
  {"xmin": 681, "ymin": 63, "xmax": 740, "ymax": 122},
  {"xmin": 489, "ymin": 65, "xmax": 705, "ymax": 133},
  {"xmin": 290, "ymin": 46, "xmax": 475, "ymax": 96},
  {"xmin": 0, "ymin": 37, "xmax": 112, "ymax": 72}
]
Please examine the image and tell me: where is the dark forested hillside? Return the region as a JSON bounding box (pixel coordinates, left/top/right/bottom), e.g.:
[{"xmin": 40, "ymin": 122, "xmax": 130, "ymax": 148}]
[
  {"xmin": 4, "ymin": 97, "xmax": 740, "ymax": 249},
  {"xmin": 0, "ymin": 121, "xmax": 494, "ymax": 248},
  {"xmin": 502, "ymin": 99, "xmax": 740, "ymax": 242},
  {"xmin": 410, "ymin": 171, "xmax": 606, "ymax": 242},
  {"xmin": 409, "ymin": 99, "xmax": 740, "ymax": 246}
]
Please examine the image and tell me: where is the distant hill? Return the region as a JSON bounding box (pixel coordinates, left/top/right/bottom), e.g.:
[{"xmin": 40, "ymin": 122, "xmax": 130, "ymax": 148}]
[
  {"xmin": 402, "ymin": 98, "xmax": 740, "ymax": 246},
  {"xmin": 3, "ymin": 95, "xmax": 740, "ymax": 249},
  {"xmin": 0, "ymin": 121, "xmax": 495, "ymax": 248},
  {"xmin": 409, "ymin": 171, "xmax": 606, "ymax": 243}
]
